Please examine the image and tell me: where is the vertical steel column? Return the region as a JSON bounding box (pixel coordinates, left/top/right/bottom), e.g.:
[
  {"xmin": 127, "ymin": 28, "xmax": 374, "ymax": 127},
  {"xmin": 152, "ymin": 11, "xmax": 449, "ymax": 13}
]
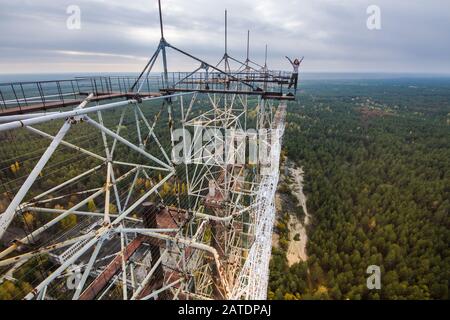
[{"xmin": 158, "ymin": 0, "xmax": 169, "ymax": 87}]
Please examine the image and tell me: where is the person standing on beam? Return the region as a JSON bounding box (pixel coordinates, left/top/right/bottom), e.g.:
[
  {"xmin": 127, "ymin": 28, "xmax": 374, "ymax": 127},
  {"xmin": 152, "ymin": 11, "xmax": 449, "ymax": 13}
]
[{"xmin": 286, "ymin": 56, "xmax": 303, "ymax": 94}]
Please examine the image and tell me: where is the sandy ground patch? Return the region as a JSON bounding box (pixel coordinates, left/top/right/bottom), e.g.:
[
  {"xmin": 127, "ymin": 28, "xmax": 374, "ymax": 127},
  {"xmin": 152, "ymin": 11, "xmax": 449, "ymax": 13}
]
[{"xmin": 286, "ymin": 166, "xmax": 310, "ymax": 266}]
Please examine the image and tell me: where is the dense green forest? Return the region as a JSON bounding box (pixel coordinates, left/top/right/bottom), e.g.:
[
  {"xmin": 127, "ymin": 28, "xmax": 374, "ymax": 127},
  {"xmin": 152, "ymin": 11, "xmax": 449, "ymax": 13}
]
[{"xmin": 269, "ymin": 78, "xmax": 450, "ymax": 300}]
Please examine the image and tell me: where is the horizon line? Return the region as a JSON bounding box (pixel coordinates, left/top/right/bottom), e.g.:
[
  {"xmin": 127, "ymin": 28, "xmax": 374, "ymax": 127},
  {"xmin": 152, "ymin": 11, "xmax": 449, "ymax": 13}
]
[{"xmin": 1, "ymin": 71, "xmax": 450, "ymax": 76}]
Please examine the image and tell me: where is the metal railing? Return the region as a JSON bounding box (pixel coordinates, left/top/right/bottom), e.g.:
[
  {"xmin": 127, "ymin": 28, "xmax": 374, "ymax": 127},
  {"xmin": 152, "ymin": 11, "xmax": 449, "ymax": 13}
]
[
  {"xmin": 158, "ymin": 70, "xmax": 292, "ymax": 94},
  {"xmin": 0, "ymin": 70, "xmax": 293, "ymax": 113},
  {"xmin": 0, "ymin": 76, "xmax": 140, "ymax": 113}
]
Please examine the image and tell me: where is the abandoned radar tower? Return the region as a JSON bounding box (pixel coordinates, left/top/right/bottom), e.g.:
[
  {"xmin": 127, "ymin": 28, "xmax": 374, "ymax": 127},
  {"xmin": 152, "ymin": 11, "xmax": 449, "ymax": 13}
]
[{"xmin": 0, "ymin": 1, "xmax": 297, "ymax": 300}]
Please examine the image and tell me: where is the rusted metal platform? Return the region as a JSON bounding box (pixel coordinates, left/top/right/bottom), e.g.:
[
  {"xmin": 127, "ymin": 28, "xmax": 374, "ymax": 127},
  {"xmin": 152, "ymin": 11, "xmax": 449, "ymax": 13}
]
[{"xmin": 79, "ymin": 236, "xmax": 146, "ymax": 300}]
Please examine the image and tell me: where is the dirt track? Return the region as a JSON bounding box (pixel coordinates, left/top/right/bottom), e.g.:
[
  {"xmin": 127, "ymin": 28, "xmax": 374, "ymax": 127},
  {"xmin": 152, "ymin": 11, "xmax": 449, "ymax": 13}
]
[{"xmin": 286, "ymin": 166, "xmax": 310, "ymax": 266}]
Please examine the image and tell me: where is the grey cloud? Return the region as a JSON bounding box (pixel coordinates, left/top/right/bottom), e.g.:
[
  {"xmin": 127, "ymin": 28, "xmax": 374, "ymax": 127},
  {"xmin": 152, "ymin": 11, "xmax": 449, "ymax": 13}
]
[{"xmin": 0, "ymin": 0, "xmax": 449, "ymax": 74}]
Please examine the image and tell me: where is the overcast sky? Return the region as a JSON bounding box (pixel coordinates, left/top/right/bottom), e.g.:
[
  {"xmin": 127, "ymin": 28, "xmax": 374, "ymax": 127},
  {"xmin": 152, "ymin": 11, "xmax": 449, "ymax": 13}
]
[{"xmin": 0, "ymin": 0, "xmax": 449, "ymax": 74}]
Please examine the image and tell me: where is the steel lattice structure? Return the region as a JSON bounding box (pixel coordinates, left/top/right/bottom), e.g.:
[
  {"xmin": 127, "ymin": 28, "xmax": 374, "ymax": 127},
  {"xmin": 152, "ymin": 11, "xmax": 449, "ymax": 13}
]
[{"xmin": 0, "ymin": 1, "xmax": 294, "ymax": 300}]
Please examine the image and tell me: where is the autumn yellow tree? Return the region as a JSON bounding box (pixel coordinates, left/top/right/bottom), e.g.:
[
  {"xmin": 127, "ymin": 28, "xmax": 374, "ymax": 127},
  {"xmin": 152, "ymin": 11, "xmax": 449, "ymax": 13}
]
[
  {"xmin": 9, "ymin": 161, "xmax": 20, "ymax": 174},
  {"xmin": 60, "ymin": 214, "xmax": 77, "ymax": 230},
  {"xmin": 87, "ymin": 199, "xmax": 97, "ymax": 212},
  {"xmin": 22, "ymin": 212, "xmax": 34, "ymax": 228},
  {"xmin": 109, "ymin": 204, "xmax": 118, "ymax": 214}
]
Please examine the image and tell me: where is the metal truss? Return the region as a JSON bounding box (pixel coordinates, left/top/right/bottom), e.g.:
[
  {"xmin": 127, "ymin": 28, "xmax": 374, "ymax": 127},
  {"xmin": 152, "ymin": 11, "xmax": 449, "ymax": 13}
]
[{"xmin": 0, "ymin": 0, "xmax": 293, "ymax": 300}]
